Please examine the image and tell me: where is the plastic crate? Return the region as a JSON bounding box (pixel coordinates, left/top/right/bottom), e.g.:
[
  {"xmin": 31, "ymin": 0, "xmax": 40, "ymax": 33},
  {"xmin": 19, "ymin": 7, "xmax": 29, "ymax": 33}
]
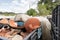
[{"xmin": 52, "ymin": 5, "xmax": 60, "ymax": 40}]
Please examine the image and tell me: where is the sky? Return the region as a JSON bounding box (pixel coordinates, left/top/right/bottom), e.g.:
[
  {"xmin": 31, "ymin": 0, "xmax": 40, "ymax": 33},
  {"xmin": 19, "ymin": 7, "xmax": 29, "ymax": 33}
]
[{"xmin": 0, "ymin": 0, "xmax": 39, "ymax": 13}]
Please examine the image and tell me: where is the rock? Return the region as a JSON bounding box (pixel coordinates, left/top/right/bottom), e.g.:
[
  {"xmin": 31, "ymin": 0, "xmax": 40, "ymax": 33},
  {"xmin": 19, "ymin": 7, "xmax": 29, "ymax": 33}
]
[
  {"xmin": 12, "ymin": 35, "xmax": 23, "ymax": 40},
  {"xmin": 14, "ymin": 14, "xmax": 31, "ymax": 22},
  {"xmin": 24, "ymin": 18, "xmax": 41, "ymax": 32},
  {"xmin": 33, "ymin": 16, "xmax": 51, "ymax": 40}
]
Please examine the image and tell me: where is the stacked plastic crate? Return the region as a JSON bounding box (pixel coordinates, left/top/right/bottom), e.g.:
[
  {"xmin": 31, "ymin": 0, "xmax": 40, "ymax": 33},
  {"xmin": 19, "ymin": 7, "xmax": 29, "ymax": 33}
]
[{"xmin": 52, "ymin": 5, "xmax": 60, "ymax": 40}]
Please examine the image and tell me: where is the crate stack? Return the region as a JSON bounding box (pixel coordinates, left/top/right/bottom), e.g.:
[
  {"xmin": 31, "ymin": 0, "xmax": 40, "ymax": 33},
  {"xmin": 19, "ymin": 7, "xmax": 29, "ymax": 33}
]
[{"xmin": 52, "ymin": 5, "xmax": 60, "ymax": 40}]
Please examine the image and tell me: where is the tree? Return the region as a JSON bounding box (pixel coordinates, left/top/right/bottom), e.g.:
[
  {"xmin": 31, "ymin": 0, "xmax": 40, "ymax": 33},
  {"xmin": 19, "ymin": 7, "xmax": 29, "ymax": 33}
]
[
  {"xmin": 26, "ymin": 9, "xmax": 37, "ymax": 16},
  {"xmin": 37, "ymin": 0, "xmax": 59, "ymax": 16}
]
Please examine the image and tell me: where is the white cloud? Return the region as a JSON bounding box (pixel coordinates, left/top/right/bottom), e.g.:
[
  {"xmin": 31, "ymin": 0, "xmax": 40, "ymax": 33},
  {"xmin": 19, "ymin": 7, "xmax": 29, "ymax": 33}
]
[{"xmin": 0, "ymin": 0, "xmax": 39, "ymax": 13}]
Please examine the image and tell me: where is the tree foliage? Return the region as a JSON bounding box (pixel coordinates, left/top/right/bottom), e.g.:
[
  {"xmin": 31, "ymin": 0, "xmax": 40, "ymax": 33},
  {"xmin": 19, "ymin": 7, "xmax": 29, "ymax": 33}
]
[
  {"xmin": 37, "ymin": 0, "xmax": 60, "ymax": 16},
  {"xmin": 0, "ymin": 12, "xmax": 16, "ymax": 16},
  {"xmin": 26, "ymin": 9, "xmax": 37, "ymax": 16}
]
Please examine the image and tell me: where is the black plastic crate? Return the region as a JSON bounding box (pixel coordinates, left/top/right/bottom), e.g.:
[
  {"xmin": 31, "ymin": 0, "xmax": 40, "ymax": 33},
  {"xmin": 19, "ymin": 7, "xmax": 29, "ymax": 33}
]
[
  {"xmin": 52, "ymin": 5, "xmax": 60, "ymax": 40},
  {"xmin": 51, "ymin": 21, "xmax": 60, "ymax": 40}
]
